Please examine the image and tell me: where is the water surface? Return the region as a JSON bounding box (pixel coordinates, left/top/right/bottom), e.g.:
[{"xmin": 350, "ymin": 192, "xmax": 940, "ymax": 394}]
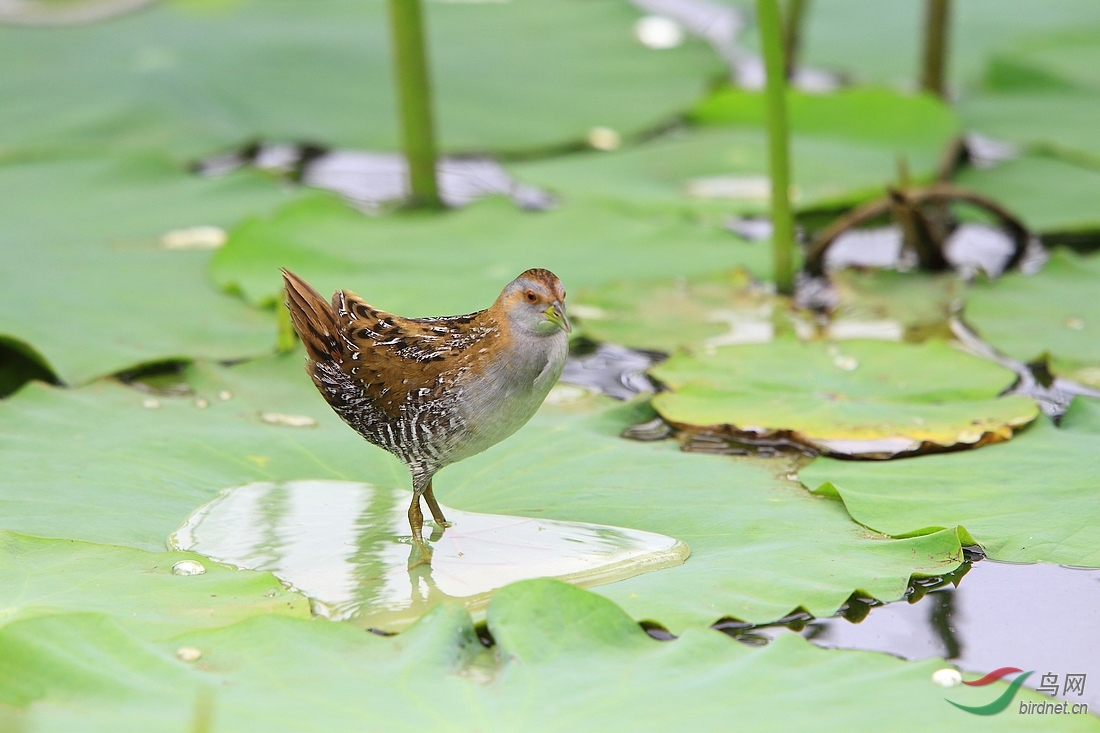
[{"xmin": 171, "ymin": 480, "xmax": 688, "ymax": 631}]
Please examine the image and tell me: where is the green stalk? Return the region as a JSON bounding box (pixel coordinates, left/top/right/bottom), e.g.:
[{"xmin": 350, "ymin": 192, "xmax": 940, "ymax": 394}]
[
  {"xmin": 782, "ymin": 0, "xmax": 807, "ymax": 80},
  {"xmin": 757, "ymin": 0, "xmax": 795, "ymax": 295},
  {"xmin": 920, "ymin": 0, "xmax": 950, "ymax": 98},
  {"xmin": 276, "ymin": 301, "xmax": 297, "ymax": 353},
  {"xmin": 387, "ymin": 0, "xmax": 441, "ymax": 208}
]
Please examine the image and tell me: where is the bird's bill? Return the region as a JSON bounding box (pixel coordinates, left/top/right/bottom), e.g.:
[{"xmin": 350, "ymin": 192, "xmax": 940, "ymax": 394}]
[{"xmin": 545, "ymin": 302, "xmax": 572, "ymax": 333}]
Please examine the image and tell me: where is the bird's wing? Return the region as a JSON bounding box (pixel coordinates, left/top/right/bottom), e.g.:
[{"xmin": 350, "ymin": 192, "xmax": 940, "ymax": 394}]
[
  {"xmin": 282, "ymin": 269, "xmax": 505, "ymax": 420},
  {"xmin": 331, "ymin": 289, "xmax": 503, "ymax": 417}
]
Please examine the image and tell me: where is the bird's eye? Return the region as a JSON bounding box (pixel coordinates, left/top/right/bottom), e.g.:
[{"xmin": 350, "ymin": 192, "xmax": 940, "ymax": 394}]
[{"xmin": 525, "ymin": 290, "xmax": 537, "ymax": 303}]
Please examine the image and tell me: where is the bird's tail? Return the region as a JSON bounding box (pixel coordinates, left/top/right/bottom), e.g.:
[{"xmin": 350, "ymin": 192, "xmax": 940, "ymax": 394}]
[{"xmin": 281, "ymin": 269, "xmax": 345, "ymax": 364}]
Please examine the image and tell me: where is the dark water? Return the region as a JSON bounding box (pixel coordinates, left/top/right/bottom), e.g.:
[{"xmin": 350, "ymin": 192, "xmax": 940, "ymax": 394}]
[
  {"xmin": 560, "ymin": 341, "xmax": 663, "ymax": 400},
  {"xmin": 775, "ymin": 560, "xmax": 1099, "ymax": 713},
  {"xmin": 652, "ymin": 558, "xmax": 1100, "ymax": 715}
]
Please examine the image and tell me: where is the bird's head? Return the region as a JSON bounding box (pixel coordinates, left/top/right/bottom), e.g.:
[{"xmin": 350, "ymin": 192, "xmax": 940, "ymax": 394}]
[{"xmin": 500, "ymin": 268, "xmax": 571, "ymax": 336}]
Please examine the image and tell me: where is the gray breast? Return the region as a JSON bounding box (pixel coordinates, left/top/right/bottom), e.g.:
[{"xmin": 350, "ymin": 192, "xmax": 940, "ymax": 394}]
[{"xmin": 443, "ymin": 330, "xmax": 569, "ymax": 465}]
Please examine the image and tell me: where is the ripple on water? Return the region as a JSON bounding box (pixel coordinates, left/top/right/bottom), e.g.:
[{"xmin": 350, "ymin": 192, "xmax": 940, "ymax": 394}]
[{"xmin": 169, "ymin": 480, "xmax": 688, "ymax": 631}]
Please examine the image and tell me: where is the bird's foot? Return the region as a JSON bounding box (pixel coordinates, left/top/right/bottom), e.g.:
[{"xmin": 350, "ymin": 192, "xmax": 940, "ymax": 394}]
[{"xmin": 408, "ymin": 537, "xmax": 433, "ymax": 569}]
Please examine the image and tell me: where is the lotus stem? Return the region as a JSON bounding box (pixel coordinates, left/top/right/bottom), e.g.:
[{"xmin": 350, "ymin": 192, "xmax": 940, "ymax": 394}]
[
  {"xmin": 387, "ymin": 0, "xmax": 441, "ymax": 208},
  {"xmin": 921, "ymin": 0, "xmax": 951, "ymax": 98},
  {"xmin": 756, "ymin": 0, "xmax": 796, "ymax": 295},
  {"xmin": 277, "ymin": 301, "xmax": 297, "ymax": 353},
  {"xmin": 783, "ymin": 0, "xmax": 808, "ymax": 80}
]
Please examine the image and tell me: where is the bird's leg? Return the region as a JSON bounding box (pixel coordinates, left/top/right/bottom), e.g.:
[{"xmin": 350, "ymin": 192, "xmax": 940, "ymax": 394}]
[
  {"xmin": 408, "ymin": 471, "xmax": 434, "ymax": 568},
  {"xmin": 407, "ymin": 495, "xmax": 431, "ymax": 568},
  {"xmin": 422, "ymin": 478, "xmax": 451, "ymax": 529}
]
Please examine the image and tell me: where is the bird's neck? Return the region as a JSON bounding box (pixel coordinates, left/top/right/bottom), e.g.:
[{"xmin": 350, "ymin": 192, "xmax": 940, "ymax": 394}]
[{"xmin": 493, "ymin": 326, "xmax": 568, "ymax": 391}]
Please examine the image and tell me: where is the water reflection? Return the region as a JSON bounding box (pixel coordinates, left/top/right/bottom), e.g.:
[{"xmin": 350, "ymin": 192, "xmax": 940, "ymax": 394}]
[
  {"xmin": 170, "ymin": 480, "xmax": 688, "ymax": 631},
  {"xmin": 767, "ymin": 561, "xmax": 1100, "ymax": 712}
]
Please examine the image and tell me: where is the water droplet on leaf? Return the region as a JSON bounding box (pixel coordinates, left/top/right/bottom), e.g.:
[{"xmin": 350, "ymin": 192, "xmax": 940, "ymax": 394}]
[
  {"xmin": 832, "ymin": 355, "xmax": 858, "ymax": 371},
  {"xmin": 587, "ymin": 126, "xmax": 621, "ymax": 151},
  {"xmin": 161, "ymin": 226, "xmax": 227, "ymax": 250},
  {"xmin": 260, "ymin": 412, "xmax": 317, "ymax": 428},
  {"xmin": 634, "ymin": 15, "xmax": 684, "ymax": 49},
  {"xmin": 172, "ymin": 559, "xmax": 205, "ymax": 576},
  {"xmin": 932, "ymin": 668, "xmax": 961, "ymax": 687}
]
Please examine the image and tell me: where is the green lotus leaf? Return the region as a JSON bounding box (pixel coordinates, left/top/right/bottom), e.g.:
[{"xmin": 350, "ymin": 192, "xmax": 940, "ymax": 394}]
[
  {"xmin": 570, "ymin": 270, "xmax": 775, "ymax": 353},
  {"xmin": 650, "ymin": 339, "xmax": 1038, "ymax": 456},
  {"xmin": 690, "ymin": 87, "xmax": 958, "ymax": 152},
  {"xmin": 0, "ymin": 532, "xmax": 309, "ymax": 640},
  {"xmin": 0, "ymin": 155, "xmax": 299, "ymax": 386},
  {"xmin": 0, "ymin": 0, "xmax": 156, "ymax": 26},
  {"xmin": 0, "ymin": 354, "xmax": 965, "ymax": 630},
  {"xmin": 955, "ymin": 155, "xmax": 1100, "ymax": 233},
  {"xmin": 210, "ymin": 193, "xmax": 765, "ymax": 311},
  {"xmin": 0, "ymin": 356, "xmax": 403, "ymax": 551},
  {"xmin": 450, "ymin": 397, "xmax": 968, "ymax": 627},
  {"xmin": 777, "ymin": 0, "xmax": 1100, "ymax": 89},
  {"xmin": 825, "ymin": 270, "xmax": 962, "ymax": 343},
  {"xmin": 978, "ymin": 31, "xmax": 1100, "ymax": 93},
  {"xmin": 959, "ymin": 30, "xmax": 1100, "ymax": 166},
  {"xmin": 509, "ymin": 125, "xmax": 938, "ymax": 216},
  {"xmin": 801, "ymin": 398, "xmax": 1100, "ymax": 566},
  {"xmin": 1, "ymin": 581, "xmax": 1086, "ymax": 732},
  {"xmin": 571, "ymin": 270, "xmax": 961, "ymax": 355},
  {"xmin": 959, "ymin": 93, "xmax": 1100, "ymax": 166},
  {"xmin": 964, "ymin": 250, "xmax": 1100, "ymax": 387},
  {"xmin": 0, "ymin": 0, "xmax": 720, "ymax": 159}
]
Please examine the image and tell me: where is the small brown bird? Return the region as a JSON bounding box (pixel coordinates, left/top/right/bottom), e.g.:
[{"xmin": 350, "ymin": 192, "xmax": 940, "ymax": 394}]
[{"xmin": 282, "ymin": 268, "xmax": 571, "ymax": 563}]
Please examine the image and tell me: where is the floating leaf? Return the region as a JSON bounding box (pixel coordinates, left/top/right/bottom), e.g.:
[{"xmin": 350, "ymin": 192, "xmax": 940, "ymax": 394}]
[
  {"xmin": 650, "ymin": 339, "xmax": 1038, "ymax": 457},
  {"xmin": 801, "ymin": 399, "xmax": 1100, "ymax": 567},
  {"xmin": 788, "ymin": 1, "xmax": 1100, "ymax": 88},
  {"xmin": 960, "ymin": 32, "xmax": 1100, "ymax": 167},
  {"xmin": 0, "ymin": 532, "xmax": 309, "ymax": 640},
  {"xmin": 573, "ymin": 269, "xmax": 962, "ymax": 355},
  {"xmin": 0, "ymin": 581, "xmax": 1079, "ymax": 732},
  {"xmin": 978, "ymin": 30, "xmax": 1100, "ymax": 93},
  {"xmin": 0, "ymin": 0, "xmax": 720, "ymax": 159},
  {"xmin": 0, "ymin": 155, "xmax": 298, "ymax": 386},
  {"xmin": 965, "ymin": 250, "xmax": 1100, "ymax": 387},
  {"xmin": 211, "ymin": 194, "xmax": 762, "ymax": 311},
  {"xmin": 690, "ymin": 87, "xmax": 959, "ymax": 154},
  {"xmin": 825, "ymin": 270, "xmax": 962, "ymax": 343},
  {"xmin": 443, "ymin": 396, "xmax": 967, "ymax": 628},
  {"xmin": 170, "ymin": 480, "xmax": 687, "ymax": 630},
  {"xmin": 955, "ymin": 155, "xmax": 1100, "ymax": 233},
  {"xmin": 0, "ymin": 357, "xmax": 404, "ymax": 551},
  {"xmin": 571, "ymin": 270, "xmax": 775, "ymax": 353},
  {"xmin": 0, "ymin": 355, "xmax": 964, "ymax": 629},
  {"xmin": 959, "ymin": 93, "xmax": 1100, "ymax": 166},
  {"xmin": 0, "ymin": 0, "xmax": 155, "ymax": 25},
  {"xmin": 509, "ymin": 125, "xmax": 940, "ymax": 215}
]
